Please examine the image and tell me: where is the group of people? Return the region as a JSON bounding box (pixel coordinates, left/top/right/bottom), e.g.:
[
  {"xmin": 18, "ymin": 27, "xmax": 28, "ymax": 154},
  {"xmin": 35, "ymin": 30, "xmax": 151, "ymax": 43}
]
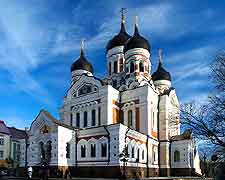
[{"xmin": 27, "ymin": 166, "xmax": 71, "ymax": 180}]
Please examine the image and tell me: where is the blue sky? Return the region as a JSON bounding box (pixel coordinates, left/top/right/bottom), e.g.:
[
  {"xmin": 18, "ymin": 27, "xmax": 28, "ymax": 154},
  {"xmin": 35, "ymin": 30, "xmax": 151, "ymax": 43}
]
[{"xmin": 0, "ymin": 0, "xmax": 224, "ymax": 129}]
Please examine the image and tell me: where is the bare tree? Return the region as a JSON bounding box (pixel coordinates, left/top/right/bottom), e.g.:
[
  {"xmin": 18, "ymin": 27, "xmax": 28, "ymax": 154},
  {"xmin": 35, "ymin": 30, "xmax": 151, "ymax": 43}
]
[{"xmin": 180, "ymin": 52, "xmax": 225, "ymax": 160}]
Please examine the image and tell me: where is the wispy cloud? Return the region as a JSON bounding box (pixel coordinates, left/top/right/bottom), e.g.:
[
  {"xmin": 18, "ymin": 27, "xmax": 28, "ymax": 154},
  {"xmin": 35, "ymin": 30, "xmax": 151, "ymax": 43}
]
[{"xmin": 0, "ymin": 1, "xmax": 54, "ymax": 105}]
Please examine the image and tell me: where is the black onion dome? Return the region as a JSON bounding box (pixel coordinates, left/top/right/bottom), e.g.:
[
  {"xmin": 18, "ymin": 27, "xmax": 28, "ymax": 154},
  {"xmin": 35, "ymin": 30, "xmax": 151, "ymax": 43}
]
[
  {"xmin": 152, "ymin": 62, "xmax": 171, "ymax": 81},
  {"xmin": 123, "ymin": 24, "xmax": 150, "ymax": 53},
  {"xmin": 71, "ymin": 49, "xmax": 93, "ymax": 73},
  {"xmin": 106, "ymin": 21, "xmax": 131, "ymax": 52}
]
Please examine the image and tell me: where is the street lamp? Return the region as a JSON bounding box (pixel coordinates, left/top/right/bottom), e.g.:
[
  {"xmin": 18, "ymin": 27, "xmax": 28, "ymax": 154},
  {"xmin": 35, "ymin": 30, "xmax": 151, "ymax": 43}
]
[
  {"xmin": 25, "ymin": 127, "xmax": 29, "ymax": 168},
  {"xmin": 119, "ymin": 145, "xmax": 129, "ymax": 179}
]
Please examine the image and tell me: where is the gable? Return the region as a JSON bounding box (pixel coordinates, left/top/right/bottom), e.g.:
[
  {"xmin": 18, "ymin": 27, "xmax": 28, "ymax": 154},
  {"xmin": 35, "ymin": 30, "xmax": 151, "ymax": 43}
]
[
  {"xmin": 67, "ymin": 74, "xmax": 103, "ymax": 100},
  {"xmin": 30, "ymin": 110, "xmax": 58, "ymax": 136}
]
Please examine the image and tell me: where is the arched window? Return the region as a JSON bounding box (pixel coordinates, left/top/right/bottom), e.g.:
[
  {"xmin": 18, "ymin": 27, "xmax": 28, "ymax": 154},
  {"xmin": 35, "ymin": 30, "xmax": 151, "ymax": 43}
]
[
  {"xmin": 91, "ymin": 144, "xmax": 96, "ymax": 157},
  {"xmin": 76, "ymin": 113, "xmax": 80, "ymax": 128},
  {"xmin": 46, "ymin": 141, "xmax": 52, "ymax": 162},
  {"xmin": 128, "ymin": 110, "xmax": 133, "ymax": 127},
  {"xmin": 39, "ymin": 142, "xmax": 45, "ymax": 161},
  {"xmin": 83, "ymin": 111, "xmax": 88, "ymax": 127},
  {"xmin": 109, "ymin": 62, "xmax": 111, "ymax": 75},
  {"xmin": 81, "ymin": 145, "xmax": 86, "ymax": 158},
  {"xmin": 98, "ymin": 107, "xmax": 101, "ymax": 126},
  {"xmin": 142, "ymin": 150, "xmax": 145, "ymax": 160},
  {"xmin": 114, "ymin": 61, "xmax": 118, "ymax": 73},
  {"xmin": 70, "ymin": 113, "xmax": 73, "ymax": 126},
  {"xmin": 66, "ymin": 143, "xmax": 70, "ymax": 158},
  {"xmin": 78, "ymin": 85, "xmax": 92, "ymax": 96},
  {"xmin": 152, "ymin": 111, "xmax": 155, "ymax": 129},
  {"xmin": 131, "ymin": 147, "xmax": 135, "ymax": 158},
  {"xmin": 139, "ymin": 62, "xmax": 144, "ymax": 72},
  {"xmin": 130, "ymin": 61, "xmax": 135, "ymax": 73},
  {"xmin": 119, "ymin": 58, "xmax": 123, "ymax": 72},
  {"xmin": 91, "ymin": 109, "xmax": 96, "ymax": 126},
  {"xmin": 137, "ymin": 149, "xmax": 140, "ymax": 162},
  {"xmin": 101, "ymin": 143, "xmax": 107, "ymax": 157},
  {"xmin": 174, "ymin": 150, "xmax": 180, "ymax": 162},
  {"xmin": 153, "ymin": 151, "xmax": 156, "ymax": 162}
]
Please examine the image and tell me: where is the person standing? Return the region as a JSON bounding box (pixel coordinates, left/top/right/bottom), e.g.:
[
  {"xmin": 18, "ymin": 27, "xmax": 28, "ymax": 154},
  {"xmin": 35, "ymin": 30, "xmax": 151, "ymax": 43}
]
[{"xmin": 27, "ymin": 166, "xmax": 33, "ymax": 179}]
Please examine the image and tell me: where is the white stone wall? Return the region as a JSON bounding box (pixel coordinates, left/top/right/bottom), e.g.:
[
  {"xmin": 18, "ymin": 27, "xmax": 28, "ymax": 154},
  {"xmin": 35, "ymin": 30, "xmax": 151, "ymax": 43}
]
[
  {"xmin": 121, "ymin": 85, "xmax": 158, "ymax": 136},
  {"xmin": 171, "ymin": 139, "xmax": 193, "ymax": 168},
  {"xmin": 57, "ymin": 126, "xmax": 75, "ymax": 166}
]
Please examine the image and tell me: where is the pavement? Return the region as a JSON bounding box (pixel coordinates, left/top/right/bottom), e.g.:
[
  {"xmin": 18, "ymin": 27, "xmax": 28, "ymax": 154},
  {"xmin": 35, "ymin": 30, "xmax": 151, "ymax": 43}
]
[{"xmin": 0, "ymin": 176, "xmax": 212, "ymax": 180}]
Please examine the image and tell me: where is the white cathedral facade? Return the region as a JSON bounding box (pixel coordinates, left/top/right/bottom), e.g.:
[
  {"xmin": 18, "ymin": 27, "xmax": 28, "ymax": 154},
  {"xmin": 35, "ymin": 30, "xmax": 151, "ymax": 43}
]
[{"xmin": 19, "ymin": 14, "xmax": 201, "ymax": 178}]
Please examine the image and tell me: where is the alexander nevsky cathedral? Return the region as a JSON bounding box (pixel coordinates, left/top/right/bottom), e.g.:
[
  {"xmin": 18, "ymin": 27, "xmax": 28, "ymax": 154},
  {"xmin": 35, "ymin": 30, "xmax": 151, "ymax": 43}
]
[{"xmin": 19, "ymin": 13, "xmax": 201, "ymax": 178}]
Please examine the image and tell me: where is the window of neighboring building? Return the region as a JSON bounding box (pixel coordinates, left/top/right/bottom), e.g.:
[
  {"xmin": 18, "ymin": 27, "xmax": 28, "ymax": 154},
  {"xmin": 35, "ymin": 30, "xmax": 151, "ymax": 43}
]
[
  {"xmin": 128, "ymin": 110, "xmax": 133, "ymax": 127},
  {"xmin": 101, "ymin": 143, "xmax": 107, "ymax": 157},
  {"xmin": 13, "ymin": 143, "xmax": 17, "ymax": 160},
  {"xmin": 76, "ymin": 113, "xmax": 80, "ymax": 128},
  {"xmin": 0, "ymin": 151, "xmax": 3, "ymax": 159},
  {"xmin": 91, "ymin": 109, "xmax": 96, "ymax": 126},
  {"xmin": 91, "ymin": 144, "xmax": 96, "ymax": 157},
  {"xmin": 174, "ymin": 150, "xmax": 180, "ymax": 162},
  {"xmin": 114, "ymin": 61, "xmax": 118, "ymax": 73},
  {"xmin": 81, "ymin": 145, "xmax": 86, "ymax": 158},
  {"xmin": 0, "ymin": 138, "xmax": 4, "ymax": 145},
  {"xmin": 139, "ymin": 62, "xmax": 144, "ymax": 72},
  {"xmin": 142, "ymin": 150, "xmax": 145, "ymax": 160},
  {"xmin": 66, "ymin": 143, "xmax": 70, "ymax": 158},
  {"xmin": 130, "ymin": 61, "xmax": 135, "ymax": 73},
  {"xmin": 131, "ymin": 147, "xmax": 134, "ymax": 158},
  {"xmin": 83, "ymin": 111, "xmax": 88, "ymax": 127}
]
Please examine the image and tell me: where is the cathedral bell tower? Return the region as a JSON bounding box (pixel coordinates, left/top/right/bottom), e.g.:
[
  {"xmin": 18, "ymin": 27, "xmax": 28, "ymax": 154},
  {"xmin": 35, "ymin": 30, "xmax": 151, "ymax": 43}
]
[
  {"xmin": 123, "ymin": 16, "xmax": 151, "ymax": 88},
  {"xmin": 106, "ymin": 8, "xmax": 131, "ymax": 89}
]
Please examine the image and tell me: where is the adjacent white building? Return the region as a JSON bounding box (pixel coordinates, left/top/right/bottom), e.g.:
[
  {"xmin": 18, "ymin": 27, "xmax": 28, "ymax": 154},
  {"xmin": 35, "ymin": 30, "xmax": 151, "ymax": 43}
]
[{"xmin": 20, "ymin": 14, "xmax": 201, "ymax": 178}]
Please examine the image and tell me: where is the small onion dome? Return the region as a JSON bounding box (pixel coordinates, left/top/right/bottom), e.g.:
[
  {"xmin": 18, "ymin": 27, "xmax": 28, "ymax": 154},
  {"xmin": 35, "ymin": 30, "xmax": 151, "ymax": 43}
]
[
  {"xmin": 71, "ymin": 48, "xmax": 94, "ymax": 73},
  {"xmin": 106, "ymin": 20, "xmax": 131, "ymax": 52},
  {"xmin": 152, "ymin": 62, "xmax": 171, "ymax": 81},
  {"xmin": 123, "ymin": 23, "xmax": 150, "ymax": 53}
]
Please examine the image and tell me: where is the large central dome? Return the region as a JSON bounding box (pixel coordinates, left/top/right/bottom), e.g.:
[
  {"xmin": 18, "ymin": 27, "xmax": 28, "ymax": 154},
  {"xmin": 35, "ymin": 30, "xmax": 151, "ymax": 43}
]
[
  {"xmin": 124, "ymin": 23, "xmax": 150, "ymax": 53},
  {"xmin": 106, "ymin": 18, "xmax": 131, "ymax": 52}
]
